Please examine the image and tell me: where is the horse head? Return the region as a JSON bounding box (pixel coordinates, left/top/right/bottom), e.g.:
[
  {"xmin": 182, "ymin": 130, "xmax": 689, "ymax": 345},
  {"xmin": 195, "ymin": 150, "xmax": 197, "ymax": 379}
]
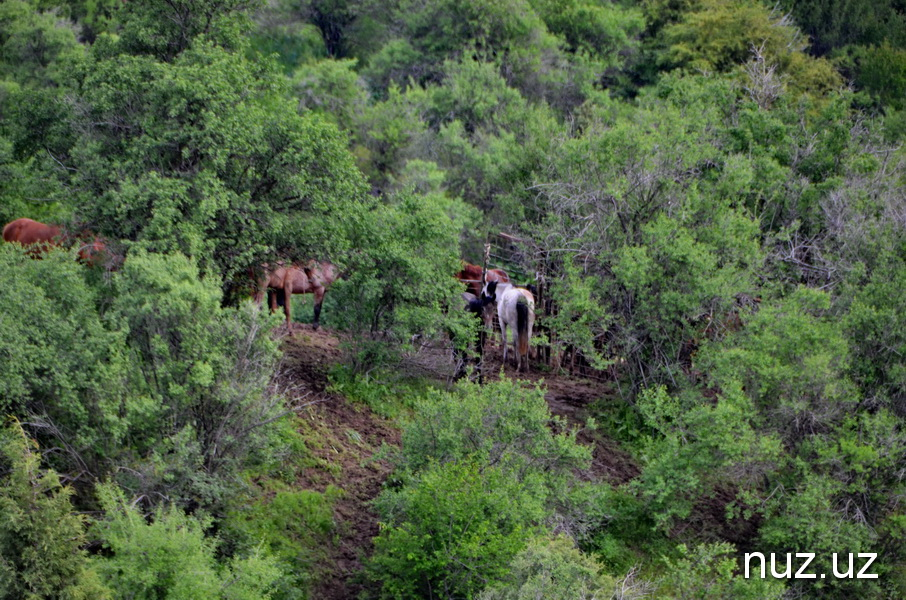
[
  {"xmin": 481, "ymin": 280, "xmax": 498, "ymax": 306},
  {"xmin": 76, "ymin": 236, "xmax": 106, "ymax": 263}
]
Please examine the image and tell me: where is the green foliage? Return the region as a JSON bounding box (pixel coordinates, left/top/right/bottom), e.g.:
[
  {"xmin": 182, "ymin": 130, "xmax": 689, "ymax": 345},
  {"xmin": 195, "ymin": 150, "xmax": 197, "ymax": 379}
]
[
  {"xmin": 115, "ymin": 0, "xmax": 260, "ymax": 61},
  {"xmin": 612, "ymin": 207, "xmax": 761, "ymax": 382},
  {"xmin": 0, "ymin": 132, "xmax": 67, "ymax": 225},
  {"xmin": 544, "ymin": 259, "xmax": 612, "ymax": 371},
  {"xmin": 366, "ymin": 379, "xmax": 598, "ymax": 598},
  {"xmin": 779, "ymin": 0, "xmax": 906, "ymax": 55},
  {"xmin": 661, "ymin": 0, "xmax": 841, "ymax": 95},
  {"xmin": 843, "ymin": 259, "xmax": 906, "ymax": 406},
  {"xmin": 634, "ymin": 384, "xmax": 780, "ymax": 529},
  {"xmin": 2, "ymin": 1, "xmax": 906, "ymax": 598},
  {"xmin": 371, "ymin": 0, "xmax": 546, "ymax": 83},
  {"xmin": 478, "ymin": 535, "xmax": 616, "ymax": 600},
  {"xmin": 108, "ymin": 251, "xmax": 283, "ymax": 508},
  {"xmin": 396, "ymin": 378, "xmax": 591, "ymax": 491},
  {"xmin": 368, "ymin": 460, "xmax": 544, "ymax": 599},
  {"xmin": 69, "ymin": 37, "xmax": 368, "ymax": 281},
  {"xmin": 530, "ymin": 0, "xmax": 643, "ymax": 61},
  {"xmin": 756, "ymin": 473, "xmax": 885, "ymax": 598},
  {"xmin": 700, "ymin": 287, "xmax": 857, "ymax": 444},
  {"xmin": 0, "ymin": 0, "xmax": 84, "ymax": 87},
  {"xmin": 0, "ymin": 245, "xmax": 128, "ymax": 469},
  {"xmin": 93, "ymin": 483, "xmax": 282, "ymax": 599},
  {"xmin": 61, "ymin": 0, "xmax": 121, "ymax": 41},
  {"xmin": 223, "ymin": 483, "xmax": 341, "ymax": 599},
  {"xmin": 291, "ymin": 57, "xmax": 367, "ymax": 125},
  {"xmin": 0, "ymin": 421, "xmax": 110, "ymax": 600},
  {"xmin": 327, "ymin": 189, "xmax": 467, "ymax": 367},
  {"xmin": 327, "ymin": 365, "xmax": 430, "ymax": 418},
  {"xmin": 853, "ymin": 43, "xmax": 906, "ymax": 111},
  {"xmin": 251, "ymin": 14, "xmax": 326, "ymax": 73},
  {"xmin": 657, "ymin": 542, "xmax": 785, "ymax": 599}
]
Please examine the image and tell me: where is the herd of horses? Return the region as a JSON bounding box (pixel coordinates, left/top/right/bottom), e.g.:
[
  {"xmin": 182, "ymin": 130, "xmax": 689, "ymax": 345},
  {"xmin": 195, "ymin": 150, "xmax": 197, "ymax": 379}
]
[{"xmin": 3, "ymin": 217, "xmax": 537, "ymax": 372}]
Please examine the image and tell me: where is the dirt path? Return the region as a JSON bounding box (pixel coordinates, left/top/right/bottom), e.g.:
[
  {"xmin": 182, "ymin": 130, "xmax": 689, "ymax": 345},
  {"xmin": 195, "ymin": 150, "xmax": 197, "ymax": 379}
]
[{"xmin": 277, "ymin": 325, "xmax": 400, "ymax": 600}]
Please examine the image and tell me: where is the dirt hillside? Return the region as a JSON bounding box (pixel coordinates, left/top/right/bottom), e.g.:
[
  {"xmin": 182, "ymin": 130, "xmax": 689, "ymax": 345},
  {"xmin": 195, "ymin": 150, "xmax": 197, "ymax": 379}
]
[{"xmin": 276, "ymin": 324, "xmax": 638, "ymax": 597}]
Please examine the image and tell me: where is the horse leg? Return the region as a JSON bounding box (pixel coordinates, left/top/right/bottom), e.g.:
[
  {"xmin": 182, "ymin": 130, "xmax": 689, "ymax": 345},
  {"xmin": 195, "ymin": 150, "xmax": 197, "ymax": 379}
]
[
  {"xmin": 269, "ymin": 289, "xmax": 278, "ymax": 313},
  {"xmin": 312, "ymin": 287, "xmax": 325, "ymax": 330},
  {"xmin": 283, "ymin": 282, "xmax": 294, "ymax": 336}
]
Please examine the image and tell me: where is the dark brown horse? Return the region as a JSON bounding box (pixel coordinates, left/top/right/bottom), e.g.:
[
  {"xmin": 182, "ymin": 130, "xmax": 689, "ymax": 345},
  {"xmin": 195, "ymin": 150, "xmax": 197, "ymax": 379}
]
[
  {"xmin": 3, "ymin": 217, "xmax": 109, "ymax": 265},
  {"xmin": 253, "ymin": 260, "xmax": 339, "ymax": 333}
]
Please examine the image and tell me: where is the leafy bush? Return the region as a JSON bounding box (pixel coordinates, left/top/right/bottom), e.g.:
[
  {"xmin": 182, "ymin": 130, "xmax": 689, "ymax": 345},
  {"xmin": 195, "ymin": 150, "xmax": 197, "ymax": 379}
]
[
  {"xmin": 700, "ymin": 287, "xmax": 857, "ymax": 445},
  {"xmin": 0, "ymin": 245, "xmax": 128, "ymax": 475},
  {"xmin": 108, "ymin": 251, "xmax": 283, "ymax": 510},
  {"xmin": 656, "ymin": 542, "xmax": 785, "ymax": 599},
  {"xmin": 633, "ymin": 384, "xmax": 781, "ymax": 530},
  {"xmin": 0, "ymin": 421, "xmax": 109, "ymax": 600},
  {"xmin": 92, "ymin": 483, "xmax": 282, "ymax": 600},
  {"xmin": 68, "ymin": 21, "xmax": 369, "ymax": 283},
  {"xmin": 368, "ymin": 460, "xmax": 545, "ymax": 599},
  {"xmin": 327, "ymin": 189, "xmax": 468, "ymax": 371},
  {"xmin": 396, "ymin": 378, "xmax": 591, "ymax": 495},
  {"xmin": 366, "ymin": 378, "xmax": 598, "ymax": 598},
  {"xmin": 478, "ymin": 535, "xmax": 618, "ymax": 600}
]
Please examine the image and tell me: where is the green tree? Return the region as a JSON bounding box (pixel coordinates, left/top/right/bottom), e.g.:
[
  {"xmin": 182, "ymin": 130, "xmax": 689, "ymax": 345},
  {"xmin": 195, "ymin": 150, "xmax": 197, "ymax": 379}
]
[
  {"xmin": 0, "ymin": 421, "xmax": 110, "ymax": 600},
  {"xmin": 0, "ymin": 0, "xmax": 84, "ymax": 87},
  {"xmin": 0, "ymin": 245, "xmax": 128, "ymax": 477},
  {"xmin": 529, "ymin": 0, "xmax": 643, "ymax": 61},
  {"xmin": 854, "ymin": 42, "xmax": 906, "ymax": 110},
  {"xmin": 657, "ymin": 542, "xmax": 785, "ymax": 599},
  {"xmin": 327, "ymin": 189, "xmax": 468, "ymax": 369},
  {"xmin": 396, "ymin": 378, "xmax": 591, "ymax": 494},
  {"xmin": 779, "ymin": 0, "xmax": 906, "ymax": 55},
  {"xmin": 661, "ymin": 0, "xmax": 841, "ymax": 95},
  {"xmin": 366, "ymin": 378, "xmax": 599, "ymax": 598},
  {"xmin": 115, "ymin": 0, "xmax": 260, "ymax": 61},
  {"xmin": 633, "ymin": 384, "xmax": 780, "ymax": 529},
  {"xmin": 67, "ymin": 36, "xmax": 368, "ymax": 282},
  {"xmin": 700, "ymin": 287, "xmax": 857, "ymax": 445},
  {"xmin": 108, "ymin": 251, "xmax": 283, "ymax": 509}
]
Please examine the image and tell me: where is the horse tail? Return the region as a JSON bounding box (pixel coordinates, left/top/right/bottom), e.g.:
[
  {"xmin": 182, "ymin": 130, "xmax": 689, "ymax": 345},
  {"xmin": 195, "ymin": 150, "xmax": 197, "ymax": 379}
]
[{"xmin": 516, "ymin": 295, "xmax": 529, "ymax": 356}]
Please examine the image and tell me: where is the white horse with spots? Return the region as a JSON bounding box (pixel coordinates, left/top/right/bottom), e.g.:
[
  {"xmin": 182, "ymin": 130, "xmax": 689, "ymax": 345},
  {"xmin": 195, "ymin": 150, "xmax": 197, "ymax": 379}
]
[{"xmin": 484, "ymin": 281, "xmax": 535, "ymax": 372}]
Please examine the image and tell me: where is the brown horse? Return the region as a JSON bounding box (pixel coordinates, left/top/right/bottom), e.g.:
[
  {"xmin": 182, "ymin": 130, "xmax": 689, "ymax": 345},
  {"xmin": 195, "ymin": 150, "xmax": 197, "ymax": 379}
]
[
  {"xmin": 254, "ymin": 260, "xmax": 339, "ymax": 333},
  {"xmin": 457, "ymin": 261, "xmax": 510, "ymax": 338},
  {"xmin": 456, "ymin": 262, "xmax": 510, "ymax": 297},
  {"xmin": 3, "ymin": 217, "xmax": 109, "ymax": 265}
]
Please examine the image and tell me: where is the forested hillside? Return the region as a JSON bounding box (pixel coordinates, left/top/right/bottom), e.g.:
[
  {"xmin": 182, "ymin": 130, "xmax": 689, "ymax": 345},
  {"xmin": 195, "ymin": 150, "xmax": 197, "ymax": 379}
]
[{"xmin": 1, "ymin": 0, "xmax": 904, "ymax": 598}]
